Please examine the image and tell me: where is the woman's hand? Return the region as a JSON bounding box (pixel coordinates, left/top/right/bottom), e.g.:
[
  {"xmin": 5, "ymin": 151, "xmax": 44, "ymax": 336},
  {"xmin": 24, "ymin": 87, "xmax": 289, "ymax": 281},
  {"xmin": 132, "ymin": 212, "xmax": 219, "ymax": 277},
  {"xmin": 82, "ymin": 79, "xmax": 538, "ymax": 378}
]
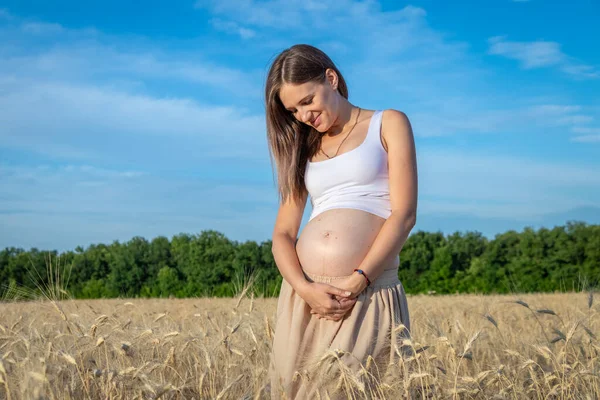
[
  {"xmin": 311, "ymin": 273, "xmax": 368, "ymax": 320},
  {"xmin": 306, "ymin": 273, "xmax": 369, "ymax": 321},
  {"xmin": 331, "ymin": 272, "xmax": 369, "ymax": 300},
  {"xmin": 297, "ymin": 281, "xmax": 357, "ymax": 322}
]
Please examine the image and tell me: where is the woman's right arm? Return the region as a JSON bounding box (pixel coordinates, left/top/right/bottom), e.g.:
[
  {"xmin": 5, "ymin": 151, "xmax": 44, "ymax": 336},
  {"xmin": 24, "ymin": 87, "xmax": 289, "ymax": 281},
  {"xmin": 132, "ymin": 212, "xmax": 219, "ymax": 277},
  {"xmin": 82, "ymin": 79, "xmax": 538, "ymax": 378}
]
[{"xmin": 271, "ymin": 188, "xmax": 311, "ymax": 293}]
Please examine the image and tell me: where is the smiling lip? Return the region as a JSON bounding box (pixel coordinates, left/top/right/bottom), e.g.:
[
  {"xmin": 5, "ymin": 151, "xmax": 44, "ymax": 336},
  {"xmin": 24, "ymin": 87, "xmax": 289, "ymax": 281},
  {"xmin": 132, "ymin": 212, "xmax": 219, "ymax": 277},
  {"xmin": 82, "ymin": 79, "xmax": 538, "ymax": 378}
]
[{"xmin": 313, "ymin": 113, "xmax": 322, "ymax": 128}]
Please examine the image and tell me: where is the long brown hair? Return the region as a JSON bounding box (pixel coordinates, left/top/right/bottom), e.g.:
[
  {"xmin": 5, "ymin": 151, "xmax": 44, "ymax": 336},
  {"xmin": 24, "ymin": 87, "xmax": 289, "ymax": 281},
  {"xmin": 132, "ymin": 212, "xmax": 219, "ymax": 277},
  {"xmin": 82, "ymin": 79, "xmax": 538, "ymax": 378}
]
[{"xmin": 265, "ymin": 44, "xmax": 348, "ymax": 205}]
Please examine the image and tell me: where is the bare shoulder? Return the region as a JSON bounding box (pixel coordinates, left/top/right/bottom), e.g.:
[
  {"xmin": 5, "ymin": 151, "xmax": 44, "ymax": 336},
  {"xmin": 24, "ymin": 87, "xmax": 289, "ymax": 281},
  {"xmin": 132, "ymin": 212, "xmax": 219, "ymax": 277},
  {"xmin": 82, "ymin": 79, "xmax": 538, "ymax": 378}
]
[
  {"xmin": 380, "ymin": 109, "xmax": 413, "ymax": 152},
  {"xmin": 359, "ymin": 108, "xmax": 377, "ymax": 123}
]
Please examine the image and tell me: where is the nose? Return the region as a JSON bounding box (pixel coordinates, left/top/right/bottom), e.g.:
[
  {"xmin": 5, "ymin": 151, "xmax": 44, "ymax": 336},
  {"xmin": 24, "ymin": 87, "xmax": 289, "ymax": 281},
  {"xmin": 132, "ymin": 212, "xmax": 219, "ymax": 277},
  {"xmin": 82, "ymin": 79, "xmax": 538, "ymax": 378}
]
[{"xmin": 298, "ymin": 109, "xmax": 312, "ymax": 124}]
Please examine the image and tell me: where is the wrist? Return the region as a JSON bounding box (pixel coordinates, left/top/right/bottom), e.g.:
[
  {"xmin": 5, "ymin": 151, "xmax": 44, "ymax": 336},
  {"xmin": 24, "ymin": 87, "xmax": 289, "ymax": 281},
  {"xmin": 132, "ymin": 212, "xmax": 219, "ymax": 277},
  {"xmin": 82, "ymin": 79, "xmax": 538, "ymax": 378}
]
[
  {"xmin": 351, "ymin": 270, "xmax": 369, "ymax": 292},
  {"xmin": 293, "ymin": 279, "xmax": 312, "ymax": 296},
  {"xmin": 354, "ymin": 268, "xmax": 371, "ymax": 287}
]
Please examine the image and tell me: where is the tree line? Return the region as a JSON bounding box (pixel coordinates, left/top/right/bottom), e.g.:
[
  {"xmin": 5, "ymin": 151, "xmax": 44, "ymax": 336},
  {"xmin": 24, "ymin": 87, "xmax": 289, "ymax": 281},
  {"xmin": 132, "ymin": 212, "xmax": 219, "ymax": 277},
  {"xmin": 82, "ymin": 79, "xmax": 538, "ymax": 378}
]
[{"xmin": 1, "ymin": 221, "xmax": 598, "ymax": 299}]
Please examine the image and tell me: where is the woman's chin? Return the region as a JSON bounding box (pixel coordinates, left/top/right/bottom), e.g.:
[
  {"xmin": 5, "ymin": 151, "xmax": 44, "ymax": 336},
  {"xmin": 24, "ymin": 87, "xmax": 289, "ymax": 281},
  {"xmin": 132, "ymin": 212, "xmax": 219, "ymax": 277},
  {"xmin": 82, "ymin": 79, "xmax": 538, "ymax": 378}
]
[{"xmin": 313, "ymin": 122, "xmax": 328, "ymax": 132}]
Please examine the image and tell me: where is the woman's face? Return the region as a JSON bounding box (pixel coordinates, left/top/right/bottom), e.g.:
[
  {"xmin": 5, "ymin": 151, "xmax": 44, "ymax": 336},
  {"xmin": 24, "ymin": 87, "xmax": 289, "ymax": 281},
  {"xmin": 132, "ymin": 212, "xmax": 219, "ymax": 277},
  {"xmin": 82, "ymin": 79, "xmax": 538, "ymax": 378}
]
[{"xmin": 278, "ymin": 70, "xmax": 339, "ymax": 133}]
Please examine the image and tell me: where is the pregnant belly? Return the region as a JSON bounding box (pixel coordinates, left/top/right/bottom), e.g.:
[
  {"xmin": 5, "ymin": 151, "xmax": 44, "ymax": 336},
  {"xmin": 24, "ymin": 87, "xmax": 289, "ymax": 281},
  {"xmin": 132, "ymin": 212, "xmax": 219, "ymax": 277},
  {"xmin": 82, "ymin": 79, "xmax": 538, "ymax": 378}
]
[{"xmin": 296, "ymin": 208, "xmax": 394, "ymax": 277}]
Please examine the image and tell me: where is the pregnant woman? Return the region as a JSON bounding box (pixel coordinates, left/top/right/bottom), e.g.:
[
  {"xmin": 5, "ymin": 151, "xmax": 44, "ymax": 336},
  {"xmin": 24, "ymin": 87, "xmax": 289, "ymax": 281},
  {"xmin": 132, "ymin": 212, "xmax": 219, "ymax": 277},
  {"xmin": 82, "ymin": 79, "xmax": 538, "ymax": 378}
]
[{"xmin": 266, "ymin": 44, "xmax": 418, "ymax": 399}]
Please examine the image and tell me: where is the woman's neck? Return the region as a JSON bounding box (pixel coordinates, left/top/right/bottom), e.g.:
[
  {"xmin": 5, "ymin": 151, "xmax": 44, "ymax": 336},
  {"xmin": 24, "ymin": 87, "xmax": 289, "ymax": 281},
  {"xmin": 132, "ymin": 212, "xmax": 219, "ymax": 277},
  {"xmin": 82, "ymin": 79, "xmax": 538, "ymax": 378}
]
[{"xmin": 326, "ymin": 100, "xmax": 356, "ymax": 137}]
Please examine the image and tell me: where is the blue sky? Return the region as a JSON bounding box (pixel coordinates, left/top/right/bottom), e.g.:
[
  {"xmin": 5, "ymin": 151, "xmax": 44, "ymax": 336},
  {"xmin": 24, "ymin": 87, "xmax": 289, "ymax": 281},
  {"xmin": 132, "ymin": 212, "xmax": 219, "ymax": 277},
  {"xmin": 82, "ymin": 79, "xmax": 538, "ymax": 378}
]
[{"xmin": 1, "ymin": 0, "xmax": 599, "ymax": 252}]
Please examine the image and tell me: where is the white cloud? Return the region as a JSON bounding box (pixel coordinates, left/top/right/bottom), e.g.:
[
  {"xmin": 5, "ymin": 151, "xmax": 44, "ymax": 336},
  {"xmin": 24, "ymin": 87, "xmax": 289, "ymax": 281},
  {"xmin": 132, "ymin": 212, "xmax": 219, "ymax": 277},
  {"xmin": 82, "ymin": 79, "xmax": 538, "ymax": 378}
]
[
  {"xmin": 561, "ymin": 64, "xmax": 599, "ymax": 78},
  {"xmin": 0, "ymin": 42, "xmax": 261, "ymax": 96},
  {"xmin": 0, "ymin": 163, "xmax": 278, "ymax": 250},
  {"xmin": 418, "ymin": 149, "xmax": 600, "ymax": 218},
  {"xmin": 195, "ymin": 0, "xmax": 450, "ymax": 63},
  {"xmin": 195, "ymin": 0, "xmax": 308, "ymax": 30},
  {"xmin": 572, "ymin": 126, "xmax": 600, "ymax": 134},
  {"xmin": 210, "ymin": 18, "xmax": 256, "ymax": 39},
  {"xmin": 0, "ymin": 16, "xmax": 266, "ymax": 162},
  {"xmin": 0, "ymin": 163, "xmax": 272, "ymax": 215},
  {"xmin": 20, "ymin": 21, "xmax": 65, "ymax": 35},
  {"xmin": 411, "ymin": 102, "xmax": 596, "ymax": 137},
  {"xmin": 0, "ymin": 77, "xmax": 267, "ymax": 161},
  {"xmin": 571, "ymin": 135, "xmax": 600, "ymax": 143},
  {"xmin": 487, "ymin": 36, "xmax": 599, "ymax": 78},
  {"xmin": 570, "ymin": 126, "xmax": 600, "ymax": 143},
  {"xmin": 488, "ymin": 36, "xmax": 564, "ymax": 68}
]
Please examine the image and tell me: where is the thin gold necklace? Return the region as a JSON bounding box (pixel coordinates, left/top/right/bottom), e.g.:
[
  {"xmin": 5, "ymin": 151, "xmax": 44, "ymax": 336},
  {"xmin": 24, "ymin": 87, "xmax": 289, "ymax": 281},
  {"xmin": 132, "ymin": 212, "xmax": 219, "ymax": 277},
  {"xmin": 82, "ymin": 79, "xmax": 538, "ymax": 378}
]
[{"xmin": 321, "ymin": 107, "xmax": 362, "ymax": 159}]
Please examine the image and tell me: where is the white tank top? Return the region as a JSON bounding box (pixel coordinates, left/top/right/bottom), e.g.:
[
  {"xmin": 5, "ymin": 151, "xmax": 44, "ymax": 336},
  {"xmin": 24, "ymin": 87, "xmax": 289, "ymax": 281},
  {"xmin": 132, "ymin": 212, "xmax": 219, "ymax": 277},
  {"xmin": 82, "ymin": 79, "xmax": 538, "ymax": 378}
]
[{"xmin": 305, "ymin": 110, "xmax": 391, "ymax": 222}]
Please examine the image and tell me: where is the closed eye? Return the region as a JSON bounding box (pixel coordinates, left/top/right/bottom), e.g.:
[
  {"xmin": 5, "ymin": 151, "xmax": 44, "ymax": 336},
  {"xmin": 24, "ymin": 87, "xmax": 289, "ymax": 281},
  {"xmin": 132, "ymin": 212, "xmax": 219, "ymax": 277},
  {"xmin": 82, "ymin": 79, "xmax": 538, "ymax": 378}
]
[{"xmin": 288, "ymin": 96, "xmax": 314, "ymax": 114}]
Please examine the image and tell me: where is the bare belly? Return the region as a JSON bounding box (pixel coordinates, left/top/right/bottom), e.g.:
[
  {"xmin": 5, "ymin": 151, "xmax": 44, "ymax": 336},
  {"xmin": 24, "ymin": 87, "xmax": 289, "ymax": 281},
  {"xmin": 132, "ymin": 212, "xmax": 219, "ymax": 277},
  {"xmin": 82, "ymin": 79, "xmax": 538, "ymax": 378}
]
[{"xmin": 296, "ymin": 208, "xmax": 396, "ymax": 277}]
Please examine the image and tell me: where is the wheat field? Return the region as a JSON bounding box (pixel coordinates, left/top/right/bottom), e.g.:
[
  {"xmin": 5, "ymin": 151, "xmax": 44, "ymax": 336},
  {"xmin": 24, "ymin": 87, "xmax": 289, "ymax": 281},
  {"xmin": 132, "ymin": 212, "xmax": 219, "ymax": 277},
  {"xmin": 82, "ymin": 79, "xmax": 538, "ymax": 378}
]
[{"xmin": 0, "ymin": 289, "xmax": 598, "ymax": 399}]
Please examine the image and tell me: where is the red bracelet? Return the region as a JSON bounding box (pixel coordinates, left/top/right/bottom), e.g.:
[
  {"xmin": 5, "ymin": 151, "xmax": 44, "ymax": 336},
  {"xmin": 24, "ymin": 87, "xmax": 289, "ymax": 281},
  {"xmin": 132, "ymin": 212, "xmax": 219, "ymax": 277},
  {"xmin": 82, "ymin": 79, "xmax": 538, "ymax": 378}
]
[{"xmin": 353, "ymin": 268, "xmax": 371, "ymax": 287}]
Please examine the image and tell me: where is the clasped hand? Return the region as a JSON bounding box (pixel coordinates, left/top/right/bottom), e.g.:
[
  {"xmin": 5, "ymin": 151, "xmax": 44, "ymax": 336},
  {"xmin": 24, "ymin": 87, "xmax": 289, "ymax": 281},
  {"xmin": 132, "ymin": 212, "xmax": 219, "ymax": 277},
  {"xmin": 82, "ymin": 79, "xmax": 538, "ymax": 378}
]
[{"xmin": 298, "ymin": 273, "xmax": 368, "ymax": 321}]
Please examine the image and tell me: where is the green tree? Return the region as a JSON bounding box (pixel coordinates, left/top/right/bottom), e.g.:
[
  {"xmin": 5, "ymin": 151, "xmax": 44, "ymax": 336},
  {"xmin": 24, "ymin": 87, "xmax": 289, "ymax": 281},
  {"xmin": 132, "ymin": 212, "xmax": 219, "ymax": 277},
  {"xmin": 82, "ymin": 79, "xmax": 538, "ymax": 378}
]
[{"xmin": 157, "ymin": 266, "xmax": 181, "ymax": 297}]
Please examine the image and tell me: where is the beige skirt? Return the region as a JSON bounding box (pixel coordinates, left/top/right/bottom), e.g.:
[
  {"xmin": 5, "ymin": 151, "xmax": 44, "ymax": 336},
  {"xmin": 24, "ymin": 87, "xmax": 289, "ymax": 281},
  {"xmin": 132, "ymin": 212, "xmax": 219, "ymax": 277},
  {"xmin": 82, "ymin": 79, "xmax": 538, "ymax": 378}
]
[{"xmin": 268, "ymin": 267, "xmax": 411, "ymax": 399}]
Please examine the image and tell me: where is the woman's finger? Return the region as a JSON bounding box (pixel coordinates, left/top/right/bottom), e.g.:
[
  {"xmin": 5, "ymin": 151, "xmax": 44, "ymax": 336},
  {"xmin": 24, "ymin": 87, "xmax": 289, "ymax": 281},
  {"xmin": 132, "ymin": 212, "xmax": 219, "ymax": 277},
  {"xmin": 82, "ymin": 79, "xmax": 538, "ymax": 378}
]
[
  {"xmin": 333, "ymin": 299, "xmax": 356, "ymax": 311},
  {"xmin": 311, "ymin": 297, "xmax": 356, "ymax": 318},
  {"xmin": 323, "ymin": 308, "xmax": 350, "ymax": 318},
  {"xmin": 315, "ymin": 310, "xmax": 346, "ymax": 321},
  {"xmin": 324, "ymin": 284, "xmax": 353, "ymax": 298}
]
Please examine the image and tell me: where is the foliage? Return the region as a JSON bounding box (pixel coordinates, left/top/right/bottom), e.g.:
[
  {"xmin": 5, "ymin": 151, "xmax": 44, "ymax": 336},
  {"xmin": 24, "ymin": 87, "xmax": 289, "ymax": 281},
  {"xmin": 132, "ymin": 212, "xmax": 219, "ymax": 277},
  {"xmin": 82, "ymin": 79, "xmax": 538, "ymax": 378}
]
[{"xmin": 1, "ymin": 222, "xmax": 598, "ymax": 298}]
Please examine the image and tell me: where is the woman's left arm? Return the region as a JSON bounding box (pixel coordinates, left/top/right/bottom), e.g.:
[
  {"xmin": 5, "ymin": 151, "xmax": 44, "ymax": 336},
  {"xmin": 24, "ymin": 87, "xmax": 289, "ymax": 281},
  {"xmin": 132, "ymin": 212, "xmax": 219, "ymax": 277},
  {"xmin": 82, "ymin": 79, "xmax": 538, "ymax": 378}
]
[
  {"xmin": 358, "ymin": 110, "xmax": 418, "ymax": 281},
  {"xmin": 354, "ymin": 109, "xmax": 418, "ymax": 288},
  {"xmin": 312, "ymin": 109, "xmax": 418, "ymax": 318}
]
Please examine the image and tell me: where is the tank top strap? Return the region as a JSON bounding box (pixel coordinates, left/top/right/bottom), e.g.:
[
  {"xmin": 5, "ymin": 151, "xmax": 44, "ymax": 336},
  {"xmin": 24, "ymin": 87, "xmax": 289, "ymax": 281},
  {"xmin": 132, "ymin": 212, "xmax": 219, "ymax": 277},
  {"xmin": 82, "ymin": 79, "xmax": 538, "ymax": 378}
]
[{"xmin": 365, "ymin": 110, "xmax": 384, "ymax": 147}]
